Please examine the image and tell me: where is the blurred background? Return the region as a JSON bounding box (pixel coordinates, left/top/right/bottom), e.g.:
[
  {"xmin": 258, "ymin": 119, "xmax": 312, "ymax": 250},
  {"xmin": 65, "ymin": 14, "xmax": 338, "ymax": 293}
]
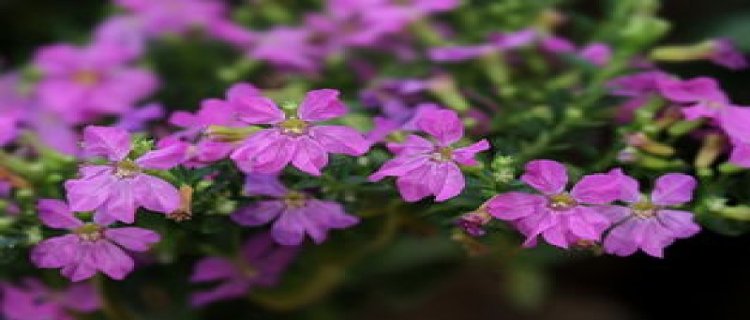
[{"xmin": 1, "ymin": 1, "xmax": 750, "ymax": 319}]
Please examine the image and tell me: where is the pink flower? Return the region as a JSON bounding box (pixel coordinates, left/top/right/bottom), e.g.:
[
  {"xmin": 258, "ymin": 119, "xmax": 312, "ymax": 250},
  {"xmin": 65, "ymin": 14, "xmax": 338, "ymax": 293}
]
[
  {"xmin": 33, "ymin": 42, "xmax": 158, "ymax": 124},
  {"xmin": 163, "ymin": 83, "xmax": 260, "ymax": 167},
  {"xmin": 114, "ymin": 0, "xmax": 227, "ymax": 37},
  {"xmin": 708, "ymin": 38, "xmax": 747, "ymax": 70},
  {"xmin": 245, "ymin": 27, "xmax": 325, "ymax": 73},
  {"xmin": 601, "ymin": 173, "xmax": 700, "ymax": 258},
  {"xmin": 1, "ymin": 278, "xmax": 99, "ymax": 320},
  {"xmin": 578, "ymin": 43, "xmax": 612, "ymax": 66},
  {"xmin": 230, "ymin": 89, "xmax": 370, "ymax": 176},
  {"xmin": 230, "ymin": 174, "xmax": 359, "ymax": 246},
  {"xmin": 369, "ymin": 108, "xmax": 490, "ymax": 202},
  {"xmin": 656, "ymin": 77, "xmax": 750, "ymax": 144},
  {"xmin": 30, "ymin": 199, "xmax": 160, "ymax": 281},
  {"xmin": 487, "ymin": 160, "xmax": 625, "ymax": 248},
  {"xmin": 64, "ymin": 126, "xmax": 183, "ymax": 224},
  {"xmin": 190, "ymin": 233, "xmax": 298, "ymax": 307}
]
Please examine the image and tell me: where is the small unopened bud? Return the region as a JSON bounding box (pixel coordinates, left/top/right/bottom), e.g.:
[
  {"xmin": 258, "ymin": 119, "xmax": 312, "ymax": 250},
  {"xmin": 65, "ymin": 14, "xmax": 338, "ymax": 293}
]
[
  {"xmin": 626, "ymin": 133, "xmax": 675, "ymax": 156},
  {"xmin": 456, "ymin": 207, "xmax": 492, "ymax": 237},
  {"xmin": 168, "ymin": 185, "xmax": 193, "ymax": 222},
  {"xmin": 695, "ymin": 134, "xmax": 726, "ymax": 169},
  {"xmin": 205, "ymin": 125, "xmax": 260, "ymax": 142}
]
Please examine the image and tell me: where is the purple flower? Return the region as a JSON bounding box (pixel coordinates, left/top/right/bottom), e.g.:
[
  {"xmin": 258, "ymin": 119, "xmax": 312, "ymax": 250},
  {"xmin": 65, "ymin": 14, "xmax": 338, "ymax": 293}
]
[
  {"xmin": 64, "ymin": 126, "xmax": 183, "ymax": 224},
  {"xmin": 230, "ymin": 89, "xmax": 370, "ymax": 176},
  {"xmin": 33, "ymin": 42, "xmax": 158, "ymax": 124},
  {"xmin": 164, "ymin": 83, "xmax": 260, "ymax": 167},
  {"xmin": 708, "ymin": 38, "xmax": 747, "ymax": 70},
  {"xmin": 246, "ymin": 27, "xmax": 325, "ymax": 73},
  {"xmin": 94, "ymin": 15, "xmax": 147, "ymax": 61},
  {"xmin": 607, "ymin": 71, "xmax": 672, "ymax": 122},
  {"xmin": 1, "ymin": 278, "xmax": 99, "ymax": 320},
  {"xmin": 231, "ymin": 174, "xmax": 359, "ymax": 246},
  {"xmin": 115, "ymin": 0, "xmax": 227, "ymax": 37},
  {"xmin": 114, "ymin": 102, "xmax": 164, "ymax": 132},
  {"xmin": 601, "ymin": 173, "xmax": 700, "ymax": 258},
  {"xmin": 578, "ymin": 42, "xmax": 612, "ymax": 66},
  {"xmin": 190, "ymin": 233, "xmax": 298, "ymax": 306},
  {"xmin": 487, "ymin": 160, "xmax": 625, "ymax": 248},
  {"xmin": 0, "ymin": 72, "xmax": 78, "ymax": 153},
  {"xmin": 369, "ymin": 109, "xmax": 490, "ymax": 202},
  {"xmin": 656, "ymin": 77, "xmax": 750, "ymax": 144},
  {"xmin": 30, "ymin": 199, "xmax": 160, "ymax": 281}
]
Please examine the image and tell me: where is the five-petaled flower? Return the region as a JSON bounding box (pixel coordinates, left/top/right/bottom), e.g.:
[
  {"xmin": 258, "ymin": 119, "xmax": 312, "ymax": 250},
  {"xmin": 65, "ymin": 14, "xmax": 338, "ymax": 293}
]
[
  {"xmin": 230, "ymin": 174, "xmax": 359, "ymax": 245},
  {"xmin": 190, "ymin": 233, "xmax": 298, "ymax": 307},
  {"xmin": 230, "ymin": 89, "xmax": 370, "ymax": 176},
  {"xmin": 64, "ymin": 126, "xmax": 183, "ymax": 223},
  {"xmin": 487, "ymin": 160, "xmax": 624, "ymax": 248},
  {"xmin": 601, "ymin": 173, "xmax": 700, "ymax": 258},
  {"xmin": 30, "ymin": 199, "xmax": 160, "ymax": 281},
  {"xmin": 369, "ymin": 108, "xmax": 490, "ymax": 202}
]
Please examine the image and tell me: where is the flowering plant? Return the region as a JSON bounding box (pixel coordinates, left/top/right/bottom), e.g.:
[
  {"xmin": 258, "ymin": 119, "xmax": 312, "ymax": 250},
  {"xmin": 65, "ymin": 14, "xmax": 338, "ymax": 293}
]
[{"xmin": 1, "ymin": 0, "xmax": 749, "ymax": 318}]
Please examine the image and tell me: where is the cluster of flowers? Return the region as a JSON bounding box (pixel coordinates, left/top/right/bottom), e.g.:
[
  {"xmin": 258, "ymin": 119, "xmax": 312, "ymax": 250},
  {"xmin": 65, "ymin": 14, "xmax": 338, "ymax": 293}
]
[{"xmin": 0, "ymin": 0, "xmax": 748, "ymax": 318}]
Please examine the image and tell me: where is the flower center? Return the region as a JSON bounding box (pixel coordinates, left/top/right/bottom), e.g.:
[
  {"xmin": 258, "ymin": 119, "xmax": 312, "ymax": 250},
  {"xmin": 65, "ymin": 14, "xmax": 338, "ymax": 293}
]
[
  {"xmin": 283, "ymin": 191, "xmax": 307, "ymax": 209},
  {"xmin": 431, "ymin": 147, "xmax": 454, "ymax": 162},
  {"xmin": 114, "ymin": 160, "xmax": 140, "ymax": 179},
  {"xmin": 74, "ymin": 223, "xmax": 104, "ymax": 242},
  {"xmin": 631, "ymin": 201, "xmax": 658, "ymax": 219},
  {"xmin": 702, "ymin": 100, "xmax": 724, "ymax": 110},
  {"xmin": 279, "ymin": 118, "xmax": 309, "ymax": 136},
  {"xmin": 547, "ymin": 193, "xmax": 577, "ymax": 211},
  {"xmin": 73, "ymin": 71, "xmax": 100, "ymax": 86}
]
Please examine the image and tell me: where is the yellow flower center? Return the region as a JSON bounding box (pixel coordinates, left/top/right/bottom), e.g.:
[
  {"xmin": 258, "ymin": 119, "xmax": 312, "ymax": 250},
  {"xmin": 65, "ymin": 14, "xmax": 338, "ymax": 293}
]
[
  {"xmin": 74, "ymin": 223, "xmax": 104, "ymax": 242},
  {"xmin": 547, "ymin": 193, "xmax": 577, "ymax": 211},
  {"xmin": 283, "ymin": 191, "xmax": 307, "ymax": 209},
  {"xmin": 73, "ymin": 71, "xmax": 100, "ymax": 86},
  {"xmin": 631, "ymin": 201, "xmax": 658, "ymax": 219},
  {"xmin": 114, "ymin": 160, "xmax": 140, "ymax": 179},
  {"xmin": 431, "ymin": 147, "xmax": 454, "ymax": 162},
  {"xmin": 279, "ymin": 118, "xmax": 309, "ymax": 136}
]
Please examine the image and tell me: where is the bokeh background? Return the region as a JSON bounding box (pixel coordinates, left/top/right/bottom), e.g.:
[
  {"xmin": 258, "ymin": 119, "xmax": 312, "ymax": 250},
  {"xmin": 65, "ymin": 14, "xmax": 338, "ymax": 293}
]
[{"xmin": 2, "ymin": 1, "xmax": 750, "ymax": 319}]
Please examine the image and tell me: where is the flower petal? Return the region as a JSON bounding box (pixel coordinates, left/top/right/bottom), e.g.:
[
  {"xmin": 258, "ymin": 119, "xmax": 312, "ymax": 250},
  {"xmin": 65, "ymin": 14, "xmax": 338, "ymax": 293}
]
[
  {"xmin": 190, "ymin": 257, "xmax": 238, "ymax": 283},
  {"xmin": 271, "ymin": 209, "xmax": 308, "ymax": 246},
  {"xmin": 487, "ymin": 192, "xmax": 545, "ymax": 221},
  {"xmin": 430, "ymin": 162, "xmax": 465, "ymax": 202},
  {"xmin": 570, "ymin": 169, "xmax": 630, "ymax": 204},
  {"xmin": 81, "ymin": 126, "xmax": 132, "ymax": 161},
  {"xmin": 30, "ymin": 235, "xmax": 78, "ymax": 268},
  {"xmin": 297, "ymin": 89, "xmax": 346, "ymax": 122},
  {"xmin": 520, "ymin": 159, "xmax": 568, "ymax": 195},
  {"xmin": 416, "ymin": 108, "xmax": 463, "ymax": 145},
  {"xmin": 132, "ymin": 174, "xmax": 181, "ymax": 214},
  {"xmin": 452, "ymin": 139, "xmax": 490, "ymax": 166},
  {"xmin": 37, "ymin": 199, "xmax": 83, "ymax": 229},
  {"xmin": 101, "ymin": 179, "xmax": 136, "ymax": 224},
  {"xmin": 135, "ymin": 142, "xmax": 189, "ymax": 170},
  {"xmin": 657, "ymin": 209, "xmax": 700, "ymax": 238},
  {"xmin": 290, "ymin": 137, "xmax": 328, "ymax": 176},
  {"xmin": 65, "ymin": 167, "xmax": 116, "ymax": 213},
  {"xmin": 230, "ymin": 201, "xmax": 285, "ymax": 226},
  {"xmin": 91, "ymin": 241, "xmax": 134, "ymax": 280},
  {"xmin": 309, "ymin": 125, "xmax": 370, "ymax": 156},
  {"xmin": 233, "ymin": 96, "xmax": 285, "ymax": 125},
  {"xmin": 651, "ymin": 173, "xmax": 696, "ymax": 206},
  {"xmin": 104, "ymin": 227, "xmax": 160, "ymax": 252}
]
